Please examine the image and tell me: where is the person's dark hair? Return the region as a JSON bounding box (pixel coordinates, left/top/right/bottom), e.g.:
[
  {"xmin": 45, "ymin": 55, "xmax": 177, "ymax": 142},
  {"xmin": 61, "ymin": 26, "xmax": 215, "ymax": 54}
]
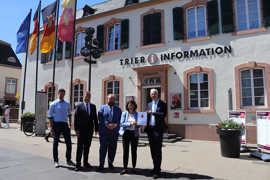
[
  {"xmin": 58, "ymin": 88, "xmax": 65, "ymax": 93},
  {"xmin": 126, "ymin": 100, "xmax": 137, "ymax": 112}
]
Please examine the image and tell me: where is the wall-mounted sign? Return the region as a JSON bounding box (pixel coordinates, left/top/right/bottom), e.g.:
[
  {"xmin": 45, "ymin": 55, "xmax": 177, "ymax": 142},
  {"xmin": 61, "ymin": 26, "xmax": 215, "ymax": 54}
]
[
  {"xmin": 120, "ymin": 45, "xmax": 232, "ymax": 66},
  {"xmin": 170, "ymin": 93, "xmax": 182, "ymax": 110}
]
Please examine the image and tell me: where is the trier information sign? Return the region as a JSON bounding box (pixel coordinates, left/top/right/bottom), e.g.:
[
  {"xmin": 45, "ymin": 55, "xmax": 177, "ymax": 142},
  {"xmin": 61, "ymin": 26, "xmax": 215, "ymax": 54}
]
[
  {"xmin": 229, "ymin": 111, "xmax": 246, "ymax": 144},
  {"xmin": 256, "ymin": 111, "xmax": 270, "ymax": 151}
]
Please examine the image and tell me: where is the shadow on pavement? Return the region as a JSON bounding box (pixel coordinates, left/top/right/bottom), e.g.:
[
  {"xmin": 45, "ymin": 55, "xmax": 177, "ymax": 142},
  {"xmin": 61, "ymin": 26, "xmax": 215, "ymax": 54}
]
[{"xmin": 62, "ymin": 166, "xmax": 215, "ymax": 179}]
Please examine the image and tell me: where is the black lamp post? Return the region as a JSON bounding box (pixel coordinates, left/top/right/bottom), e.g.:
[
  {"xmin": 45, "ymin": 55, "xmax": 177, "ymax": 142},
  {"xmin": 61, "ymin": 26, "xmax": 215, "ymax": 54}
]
[{"xmin": 80, "ymin": 27, "xmax": 102, "ymax": 91}]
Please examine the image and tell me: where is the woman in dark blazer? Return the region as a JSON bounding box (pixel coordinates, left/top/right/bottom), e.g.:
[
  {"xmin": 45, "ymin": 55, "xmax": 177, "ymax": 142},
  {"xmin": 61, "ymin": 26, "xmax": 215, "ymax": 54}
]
[{"xmin": 119, "ymin": 100, "xmax": 139, "ymax": 175}]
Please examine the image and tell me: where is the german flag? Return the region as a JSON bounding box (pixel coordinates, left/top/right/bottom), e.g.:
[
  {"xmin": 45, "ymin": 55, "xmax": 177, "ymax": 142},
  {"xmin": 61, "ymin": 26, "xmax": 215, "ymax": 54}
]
[
  {"xmin": 40, "ymin": 1, "xmax": 57, "ymax": 53},
  {"xmin": 29, "ymin": 2, "xmax": 41, "ymax": 55}
]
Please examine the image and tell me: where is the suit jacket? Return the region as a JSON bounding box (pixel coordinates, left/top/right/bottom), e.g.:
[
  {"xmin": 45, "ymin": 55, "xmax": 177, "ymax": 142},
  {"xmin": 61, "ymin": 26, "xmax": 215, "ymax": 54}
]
[
  {"xmin": 98, "ymin": 104, "xmax": 122, "ymax": 135},
  {"xmin": 119, "ymin": 111, "xmax": 139, "ymax": 137},
  {"xmin": 74, "ymin": 102, "xmax": 98, "ymax": 133},
  {"xmin": 146, "ymin": 99, "xmax": 167, "ymax": 132}
]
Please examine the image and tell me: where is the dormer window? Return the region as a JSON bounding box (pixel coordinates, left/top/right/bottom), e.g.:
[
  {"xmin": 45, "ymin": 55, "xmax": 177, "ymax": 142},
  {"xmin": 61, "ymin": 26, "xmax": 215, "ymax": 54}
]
[{"xmin": 125, "ymin": 0, "xmax": 139, "ymax": 6}]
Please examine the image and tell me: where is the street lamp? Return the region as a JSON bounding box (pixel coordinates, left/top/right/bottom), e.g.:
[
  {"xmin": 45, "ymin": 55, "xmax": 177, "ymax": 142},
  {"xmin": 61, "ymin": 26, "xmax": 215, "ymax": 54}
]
[{"xmin": 80, "ymin": 27, "xmax": 103, "ymax": 91}]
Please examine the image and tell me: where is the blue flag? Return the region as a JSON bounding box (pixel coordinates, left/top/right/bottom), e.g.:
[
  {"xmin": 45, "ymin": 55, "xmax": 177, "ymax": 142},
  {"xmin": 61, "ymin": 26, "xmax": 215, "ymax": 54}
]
[{"xmin": 16, "ymin": 11, "xmax": 31, "ymax": 54}]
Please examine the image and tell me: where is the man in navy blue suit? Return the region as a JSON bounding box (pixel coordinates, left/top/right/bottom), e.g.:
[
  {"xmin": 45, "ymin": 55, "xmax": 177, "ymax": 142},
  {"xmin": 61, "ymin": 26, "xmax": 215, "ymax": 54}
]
[
  {"xmin": 98, "ymin": 94, "xmax": 122, "ymax": 171},
  {"xmin": 74, "ymin": 91, "xmax": 98, "ymax": 171},
  {"xmin": 146, "ymin": 89, "xmax": 167, "ymax": 179}
]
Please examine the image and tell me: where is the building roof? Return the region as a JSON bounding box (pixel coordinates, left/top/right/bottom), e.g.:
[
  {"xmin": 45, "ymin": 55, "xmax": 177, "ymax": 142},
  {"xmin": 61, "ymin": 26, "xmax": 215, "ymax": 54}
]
[
  {"xmin": 0, "ymin": 41, "xmax": 22, "ymax": 68},
  {"xmin": 76, "ymin": 0, "xmax": 152, "ymax": 19}
]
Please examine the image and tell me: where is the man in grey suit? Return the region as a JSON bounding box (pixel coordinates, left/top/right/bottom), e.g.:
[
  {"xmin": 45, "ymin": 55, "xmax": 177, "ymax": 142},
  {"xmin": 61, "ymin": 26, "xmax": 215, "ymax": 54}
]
[{"xmin": 98, "ymin": 94, "xmax": 122, "ymax": 171}]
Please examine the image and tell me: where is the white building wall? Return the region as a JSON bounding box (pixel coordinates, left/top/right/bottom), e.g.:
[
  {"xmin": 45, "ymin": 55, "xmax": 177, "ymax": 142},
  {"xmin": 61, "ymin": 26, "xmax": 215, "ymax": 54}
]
[{"xmin": 22, "ymin": 0, "xmax": 270, "ymax": 127}]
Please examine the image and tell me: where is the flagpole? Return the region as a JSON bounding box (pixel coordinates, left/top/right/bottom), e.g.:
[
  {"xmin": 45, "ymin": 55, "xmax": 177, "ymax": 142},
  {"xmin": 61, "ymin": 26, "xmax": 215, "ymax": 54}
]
[
  {"xmin": 52, "ymin": 0, "xmax": 60, "ymax": 99},
  {"xmin": 21, "ymin": 9, "xmax": 32, "ymax": 129},
  {"xmin": 35, "ymin": 0, "xmax": 41, "ymax": 118},
  {"xmin": 70, "ymin": 0, "xmax": 78, "ymax": 107}
]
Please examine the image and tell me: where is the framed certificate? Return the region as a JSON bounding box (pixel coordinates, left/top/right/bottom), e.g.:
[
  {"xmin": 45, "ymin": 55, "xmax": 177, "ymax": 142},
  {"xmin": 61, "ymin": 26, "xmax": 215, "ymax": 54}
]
[{"xmin": 137, "ymin": 112, "xmax": 147, "ymax": 126}]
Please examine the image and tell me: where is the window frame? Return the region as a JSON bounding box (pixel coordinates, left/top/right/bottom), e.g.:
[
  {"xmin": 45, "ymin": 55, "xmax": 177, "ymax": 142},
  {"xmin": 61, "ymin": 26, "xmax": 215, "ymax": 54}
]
[
  {"xmin": 235, "ymin": 62, "xmax": 270, "ymax": 112},
  {"xmin": 186, "ymin": 6, "xmax": 208, "ymax": 39},
  {"xmin": 140, "ymin": 9, "xmax": 165, "ymax": 49},
  {"xmin": 188, "ymin": 72, "xmax": 210, "ymax": 109},
  {"xmin": 234, "ymin": 0, "xmax": 262, "ymax": 31},
  {"xmin": 102, "ymin": 75, "xmax": 123, "ymax": 109},
  {"xmin": 240, "ymin": 68, "xmax": 266, "ymax": 108},
  {"xmin": 107, "ymin": 23, "xmax": 121, "ymax": 52},
  {"xmin": 44, "ymin": 82, "xmax": 58, "ymax": 107},
  {"xmin": 183, "ymin": 66, "xmax": 215, "ymax": 113},
  {"xmin": 71, "ymin": 79, "xmax": 86, "ymax": 110},
  {"xmin": 106, "ymin": 80, "xmax": 120, "ymax": 107},
  {"xmin": 75, "ymin": 32, "xmax": 86, "ymax": 57},
  {"xmin": 5, "ymin": 78, "xmax": 17, "ymax": 95}
]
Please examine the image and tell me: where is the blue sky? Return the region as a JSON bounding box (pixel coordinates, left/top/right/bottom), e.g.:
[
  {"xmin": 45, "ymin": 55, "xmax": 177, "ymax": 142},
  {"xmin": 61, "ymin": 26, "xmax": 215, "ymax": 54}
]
[{"xmin": 0, "ymin": 0, "xmax": 107, "ymax": 62}]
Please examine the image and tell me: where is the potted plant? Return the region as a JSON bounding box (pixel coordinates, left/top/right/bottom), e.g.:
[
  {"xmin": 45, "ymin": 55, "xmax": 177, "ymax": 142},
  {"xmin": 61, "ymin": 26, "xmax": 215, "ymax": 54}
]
[
  {"xmin": 216, "ymin": 120, "xmax": 245, "ymax": 158},
  {"xmin": 21, "ymin": 112, "xmax": 35, "ymax": 132}
]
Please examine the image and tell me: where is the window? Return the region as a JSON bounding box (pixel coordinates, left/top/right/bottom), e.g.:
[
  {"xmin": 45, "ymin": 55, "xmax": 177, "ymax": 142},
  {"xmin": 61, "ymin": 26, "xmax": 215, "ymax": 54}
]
[
  {"xmin": 189, "ymin": 73, "xmax": 209, "ymax": 108},
  {"xmin": 125, "ymin": 0, "xmax": 139, "ymax": 6},
  {"xmin": 47, "ymin": 86, "xmax": 55, "ymax": 105},
  {"xmin": 106, "ymin": 81, "xmax": 120, "ymax": 106},
  {"xmin": 74, "ymin": 84, "xmax": 84, "ymax": 108},
  {"xmin": 240, "ymin": 69, "xmax": 265, "ymax": 107},
  {"xmin": 235, "ymin": 0, "xmax": 261, "ymax": 31},
  {"xmin": 75, "ymin": 32, "xmax": 86, "ymax": 56},
  {"xmin": 143, "ymin": 77, "xmax": 161, "ymax": 86},
  {"xmin": 41, "ymin": 51, "xmax": 54, "ymax": 64},
  {"xmin": 6, "ymin": 79, "xmax": 17, "ymax": 94},
  {"xmin": 65, "ymin": 42, "xmax": 72, "ymax": 59},
  {"xmin": 186, "ymin": 6, "xmax": 207, "ymax": 39},
  {"xmin": 107, "ymin": 24, "xmax": 121, "ymax": 51},
  {"xmin": 142, "ymin": 11, "xmax": 163, "ymax": 46}
]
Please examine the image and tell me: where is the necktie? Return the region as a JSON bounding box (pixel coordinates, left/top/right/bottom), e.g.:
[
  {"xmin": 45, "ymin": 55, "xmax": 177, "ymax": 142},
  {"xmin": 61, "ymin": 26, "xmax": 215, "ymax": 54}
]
[{"xmin": 86, "ymin": 103, "xmax": 89, "ymax": 115}]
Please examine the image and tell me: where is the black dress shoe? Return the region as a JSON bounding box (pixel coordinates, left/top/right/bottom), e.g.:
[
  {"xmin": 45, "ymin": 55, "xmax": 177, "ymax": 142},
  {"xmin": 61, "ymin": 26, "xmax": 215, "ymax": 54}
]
[
  {"xmin": 97, "ymin": 165, "xmax": 104, "ymax": 171},
  {"xmin": 75, "ymin": 166, "xmax": 81, "ymax": 171},
  {"xmin": 84, "ymin": 163, "xmax": 93, "ymax": 168},
  {"xmin": 120, "ymin": 169, "xmax": 128, "ymax": 175},
  {"xmin": 153, "ymin": 173, "xmax": 160, "ymax": 179},
  {"xmin": 108, "ymin": 163, "xmax": 114, "ymax": 169},
  {"xmin": 67, "ymin": 160, "xmax": 75, "ymax": 166}
]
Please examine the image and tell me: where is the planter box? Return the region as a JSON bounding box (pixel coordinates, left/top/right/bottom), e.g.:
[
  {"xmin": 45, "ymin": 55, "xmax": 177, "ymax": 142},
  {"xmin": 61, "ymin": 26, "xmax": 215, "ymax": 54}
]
[{"xmin": 217, "ymin": 129, "xmax": 243, "ymax": 158}]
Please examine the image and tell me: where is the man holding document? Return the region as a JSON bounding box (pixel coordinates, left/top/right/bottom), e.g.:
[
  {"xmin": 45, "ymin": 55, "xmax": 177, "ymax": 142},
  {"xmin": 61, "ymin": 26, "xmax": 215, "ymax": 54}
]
[{"xmin": 145, "ymin": 89, "xmax": 167, "ymax": 179}]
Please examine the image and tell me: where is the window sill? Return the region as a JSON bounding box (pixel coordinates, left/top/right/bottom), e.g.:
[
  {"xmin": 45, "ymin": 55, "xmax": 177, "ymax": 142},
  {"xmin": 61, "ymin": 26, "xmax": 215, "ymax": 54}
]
[
  {"xmin": 102, "ymin": 50, "xmax": 124, "ymax": 56},
  {"xmin": 236, "ymin": 107, "xmax": 270, "ymax": 113},
  {"xmin": 183, "ymin": 108, "xmax": 215, "ymax": 114},
  {"xmin": 140, "ymin": 43, "xmax": 165, "ymax": 50},
  {"xmin": 184, "ymin": 36, "xmax": 210, "ymax": 43},
  {"xmin": 232, "ymin": 28, "xmax": 267, "ymax": 36}
]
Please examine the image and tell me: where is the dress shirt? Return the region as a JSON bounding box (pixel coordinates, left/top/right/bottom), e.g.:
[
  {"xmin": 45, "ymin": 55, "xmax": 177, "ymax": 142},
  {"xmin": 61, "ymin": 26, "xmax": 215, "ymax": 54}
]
[
  {"xmin": 48, "ymin": 99, "xmax": 71, "ymax": 123},
  {"xmin": 150, "ymin": 99, "xmax": 159, "ymax": 126}
]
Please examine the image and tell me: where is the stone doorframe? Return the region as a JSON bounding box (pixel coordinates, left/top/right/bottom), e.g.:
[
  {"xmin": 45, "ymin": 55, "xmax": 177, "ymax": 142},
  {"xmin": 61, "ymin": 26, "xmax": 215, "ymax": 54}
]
[{"xmin": 133, "ymin": 64, "xmax": 171, "ymax": 124}]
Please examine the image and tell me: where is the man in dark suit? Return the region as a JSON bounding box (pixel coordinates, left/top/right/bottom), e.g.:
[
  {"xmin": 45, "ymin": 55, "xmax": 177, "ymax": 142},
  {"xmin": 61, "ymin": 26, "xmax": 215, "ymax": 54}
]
[
  {"xmin": 98, "ymin": 94, "xmax": 122, "ymax": 171},
  {"xmin": 74, "ymin": 91, "xmax": 98, "ymax": 171},
  {"xmin": 146, "ymin": 89, "xmax": 167, "ymax": 179}
]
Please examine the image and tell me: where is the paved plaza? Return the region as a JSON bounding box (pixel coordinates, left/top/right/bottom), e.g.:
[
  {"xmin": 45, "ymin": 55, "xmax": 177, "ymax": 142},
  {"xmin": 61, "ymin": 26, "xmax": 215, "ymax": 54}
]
[{"xmin": 0, "ymin": 124, "xmax": 269, "ymax": 180}]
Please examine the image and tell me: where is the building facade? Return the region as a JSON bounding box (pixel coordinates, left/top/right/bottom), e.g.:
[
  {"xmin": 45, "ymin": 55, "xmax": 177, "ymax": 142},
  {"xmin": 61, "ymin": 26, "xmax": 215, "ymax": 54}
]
[
  {"xmin": 0, "ymin": 40, "xmax": 22, "ymax": 106},
  {"xmin": 0, "ymin": 40, "xmax": 22, "ymax": 121},
  {"xmin": 22, "ymin": 0, "xmax": 270, "ymax": 143}
]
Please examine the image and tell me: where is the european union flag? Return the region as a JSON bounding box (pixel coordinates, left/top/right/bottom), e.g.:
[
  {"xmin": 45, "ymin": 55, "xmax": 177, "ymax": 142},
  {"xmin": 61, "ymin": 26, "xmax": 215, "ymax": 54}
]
[{"xmin": 16, "ymin": 11, "xmax": 31, "ymax": 54}]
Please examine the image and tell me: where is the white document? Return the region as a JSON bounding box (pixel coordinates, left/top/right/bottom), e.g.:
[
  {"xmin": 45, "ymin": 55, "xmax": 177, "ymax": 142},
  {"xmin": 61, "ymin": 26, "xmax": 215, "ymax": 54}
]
[{"xmin": 137, "ymin": 112, "xmax": 147, "ymax": 126}]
